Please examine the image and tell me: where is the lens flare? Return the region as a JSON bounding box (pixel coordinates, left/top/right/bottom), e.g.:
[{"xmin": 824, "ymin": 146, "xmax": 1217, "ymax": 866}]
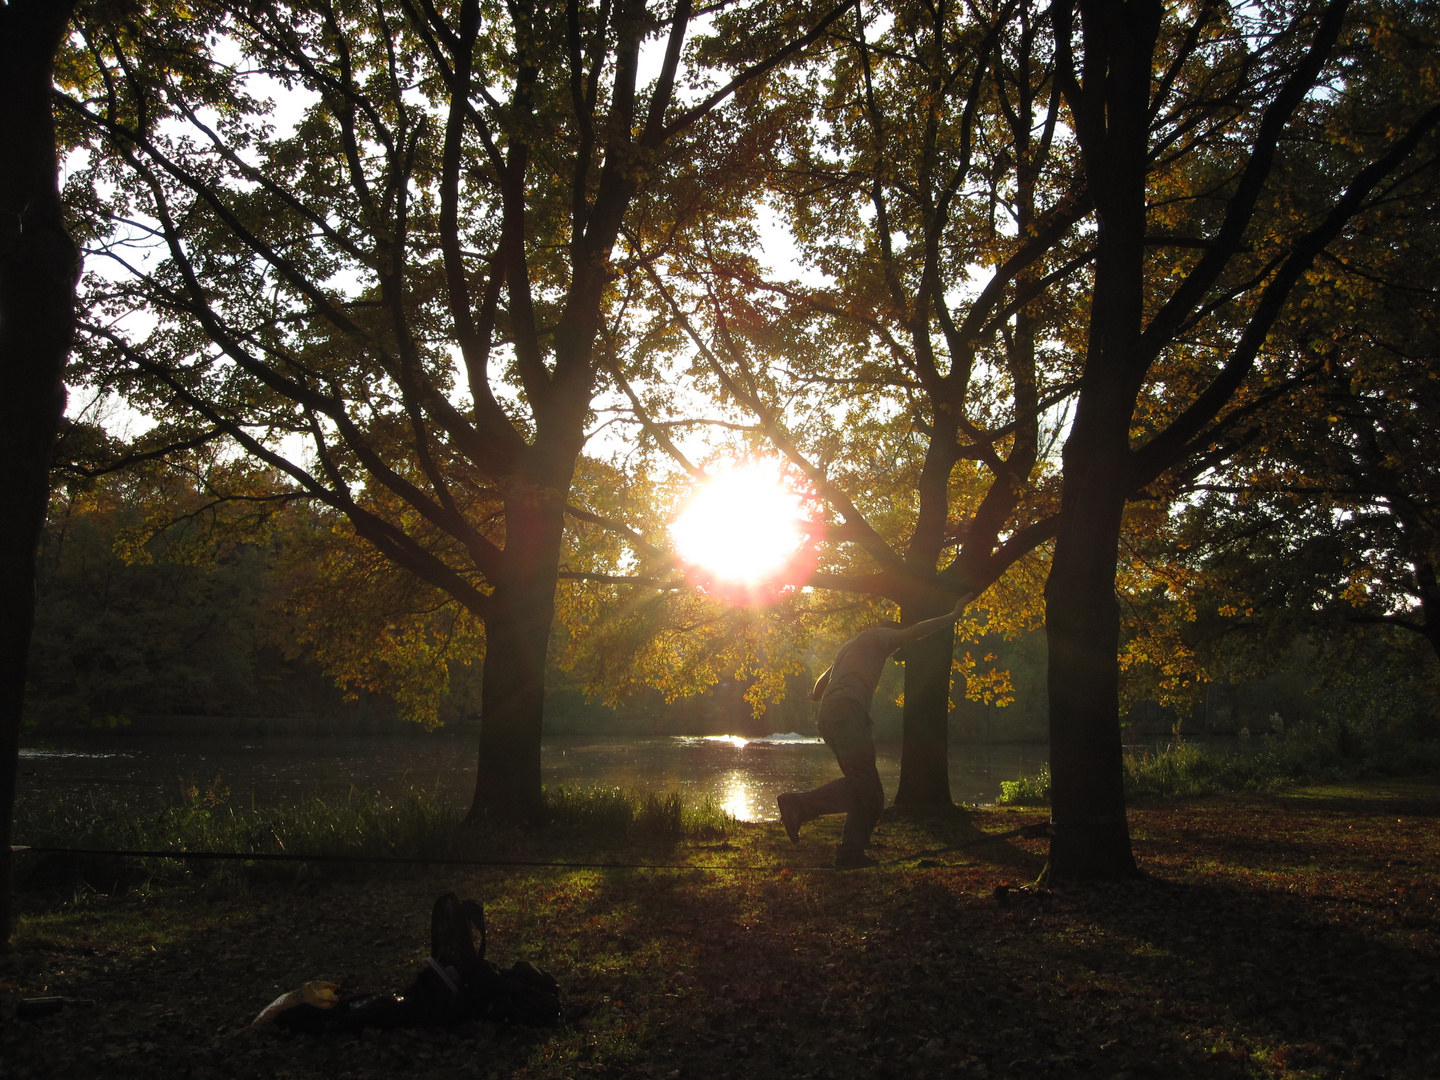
[{"xmin": 670, "ymin": 462, "xmax": 815, "ymax": 592}]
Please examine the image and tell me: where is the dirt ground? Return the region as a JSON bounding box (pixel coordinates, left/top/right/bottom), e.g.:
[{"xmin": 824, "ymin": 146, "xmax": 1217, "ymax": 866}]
[{"xmin": 3, "ymin": 779, "xmax": 1437, "ymax": 1079}]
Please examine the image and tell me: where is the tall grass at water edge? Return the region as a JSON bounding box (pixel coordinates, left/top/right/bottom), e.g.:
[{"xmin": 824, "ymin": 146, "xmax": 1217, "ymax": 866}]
[
  {"xmin": 998, "ymin": 727, "xmax": 1440, "ymax": 805},
  {"xmin": 14, "ymin": 781, "xmax": 465, "ymax": 868},
  {"xmin": 542, "ymin": 785, "xmax": 733, "ymax": 840},
  {"xmin": 13, "ymin": 780, "xmax": 735, "ymax": 881}
]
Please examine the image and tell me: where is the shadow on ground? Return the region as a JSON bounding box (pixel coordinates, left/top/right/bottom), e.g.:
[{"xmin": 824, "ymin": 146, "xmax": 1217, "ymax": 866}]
[{"xmin": 2, "ymin": 784, "xmax": 1436, "ymax": 1079}]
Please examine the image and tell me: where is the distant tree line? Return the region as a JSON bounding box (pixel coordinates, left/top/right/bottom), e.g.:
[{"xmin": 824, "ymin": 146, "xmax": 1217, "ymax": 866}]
[{"xmin": 27, "ymin": 456, "xmax": 1434, "ymax": 757}]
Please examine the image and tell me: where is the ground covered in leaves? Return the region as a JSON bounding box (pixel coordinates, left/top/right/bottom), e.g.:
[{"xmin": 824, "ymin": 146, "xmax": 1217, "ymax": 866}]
[{"xmin": 3, "ymin": 778, "xmax": 1437, "ymax": 1079}]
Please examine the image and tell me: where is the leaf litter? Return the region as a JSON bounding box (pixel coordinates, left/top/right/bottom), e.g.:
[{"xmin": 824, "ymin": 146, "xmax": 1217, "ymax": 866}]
[{"xmin": 2, "ymin": 778, "xmax": 1437, "ymax": 1079}]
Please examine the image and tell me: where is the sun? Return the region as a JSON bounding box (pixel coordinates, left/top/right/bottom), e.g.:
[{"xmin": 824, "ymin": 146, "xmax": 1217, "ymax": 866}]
[{"xmin": 670, "ymin": 462, "xmax": 811, "ymax": 586}]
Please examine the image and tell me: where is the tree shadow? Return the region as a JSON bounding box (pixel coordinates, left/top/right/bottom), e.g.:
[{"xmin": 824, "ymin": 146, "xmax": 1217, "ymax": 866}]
[
  {"xmin": 1046, "ymin": 873, "xmax": 1439, "ymax": 1078},
  {"xmin": 545, "ymin": 827, "xmax": 1436, "ymax": 1080}
]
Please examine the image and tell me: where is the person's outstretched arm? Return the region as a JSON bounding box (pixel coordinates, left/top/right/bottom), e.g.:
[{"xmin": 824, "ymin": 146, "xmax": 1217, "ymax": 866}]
[{"xmin": 894, "ymin": 593, "xmax": 975, "ymax": 646}]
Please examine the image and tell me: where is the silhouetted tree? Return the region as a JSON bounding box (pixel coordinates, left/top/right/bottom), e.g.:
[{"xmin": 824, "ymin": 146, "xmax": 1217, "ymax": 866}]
[{"xmin": 0, "ymin": 0, "xmax": 81, "ymax": 945}]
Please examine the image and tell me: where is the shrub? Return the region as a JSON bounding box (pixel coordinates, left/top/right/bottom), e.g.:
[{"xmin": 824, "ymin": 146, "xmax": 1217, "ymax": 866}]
[
  {"xmin": 994, "ymin": 730, "xmax": 1440, "ymax": 806},
  {"xmin": 998, "ymin": 765, "xmax": 1050, "ymax": 806}
]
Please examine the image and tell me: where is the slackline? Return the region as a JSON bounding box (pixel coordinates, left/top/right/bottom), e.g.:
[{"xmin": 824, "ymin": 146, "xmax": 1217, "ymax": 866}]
[{"xmin": 11, "ymin": 822, "xmax": 1050, "ymax": 873}]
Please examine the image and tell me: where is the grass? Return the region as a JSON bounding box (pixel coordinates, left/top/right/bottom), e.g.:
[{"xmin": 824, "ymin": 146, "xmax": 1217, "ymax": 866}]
[
  {"xmin": 12, "ymin": 780, "xmax": 735, "ymax": 891},
  {"xmin": 996, "ymin": 731, "xmax": 1440, "ymax": 805},
  {"xmin": 541, "ymin": 785, "xmax": 734, "ymax": 840},
  {"xmin": 14, "ymin": 780, "xmax": 465, "ymax": 869},
  {"xmin": 4, "ymin": 780, "xmax": 1438, "ymax": 1080}
]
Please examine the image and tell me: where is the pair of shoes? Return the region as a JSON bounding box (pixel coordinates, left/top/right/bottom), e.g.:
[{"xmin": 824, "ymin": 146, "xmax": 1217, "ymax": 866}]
[
  {"xmin": 832, "ymin": 849, "xmax": 878, "ymax": 871},
  {"xmin": 776, "ymin": 793, "xmax": 803, "ymax": 844}
]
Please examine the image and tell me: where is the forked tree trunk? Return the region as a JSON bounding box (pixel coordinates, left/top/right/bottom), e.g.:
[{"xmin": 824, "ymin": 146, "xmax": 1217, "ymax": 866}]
[
  {"xmin": 0, "ymin": 0, "xmax": 80, "ymax": 946},
  {"xmin": 1039, "ymin": 0, "xmax": 1158, "ymax": 882},
  {"xmin": 893, "ymin": 598, "xmax": 957, "ymax": 811}
]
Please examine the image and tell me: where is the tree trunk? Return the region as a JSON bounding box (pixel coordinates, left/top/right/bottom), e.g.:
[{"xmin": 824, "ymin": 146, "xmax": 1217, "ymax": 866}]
[
  {"xmin": 1038, "ymin": 0, "xmax": 1159, "ymax": 882},
  {"xmin": 892, "ymin": 597, "xmax": 956, "ymax": 811},
  {"xmin": 1043, "ymin": 466, "xmax": 1138, "ymax": 879},
  {"xmin": 1042, "ymin": 299, "xmax": 1143, "ymax": 880},
  {"xmin": 1414, "ymin": 557, "xmax": 1440, "ymax": 668},
  {"xmin": 472, "ymin": 594, "xmax": 551, "ymax": 824},
  {"xmin": 0, "ymin": 0, "xmax": 80, "ymax": 947},
  {"xmin": 467, "ymin": 495, "xmax": 567, "ymax": 824},
  {"xmin": 1398, "ymin": 515, "xmax": 1440, "ymax": 667}
]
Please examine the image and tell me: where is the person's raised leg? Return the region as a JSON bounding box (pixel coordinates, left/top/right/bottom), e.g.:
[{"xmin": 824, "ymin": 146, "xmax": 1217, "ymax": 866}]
[{"xmin": 778, "ymin": 777, "xmax": 853, "ymax": 842}]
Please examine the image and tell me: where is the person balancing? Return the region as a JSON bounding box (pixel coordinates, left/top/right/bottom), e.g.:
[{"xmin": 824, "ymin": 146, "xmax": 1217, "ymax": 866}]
[{"xmin": 777, "ymin": 593, "xmax": 974, "ymax": 870}]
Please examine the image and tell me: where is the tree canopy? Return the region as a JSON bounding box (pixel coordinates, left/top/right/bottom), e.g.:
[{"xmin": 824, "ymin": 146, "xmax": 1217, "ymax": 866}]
[
  {"xmin": 59, "ymin": 0, "xmax": 858, "ymax": 821},
  {"xmin": 36, "ymin": 0, "xmax": 1440, "ymax": 875}
]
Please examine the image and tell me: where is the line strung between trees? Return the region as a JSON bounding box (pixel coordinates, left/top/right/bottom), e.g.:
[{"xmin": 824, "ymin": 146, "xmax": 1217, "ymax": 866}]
[{"xmin": 11, "ymin": 823, "xmax": 1051, "ymax": 873}]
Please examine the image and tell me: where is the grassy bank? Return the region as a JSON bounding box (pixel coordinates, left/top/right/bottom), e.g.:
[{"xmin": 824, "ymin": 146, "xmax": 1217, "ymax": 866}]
[
  {"xmin": 4, "ymin": 779, "xmax": 1438, "ymax": 1079},
  {"xmin": 999, "ymin": 732, "xmax": 1440, "ymax": 805},
  {"xmin": 11, "ymin": 783, "xmax": 735, "ymax": 892}
]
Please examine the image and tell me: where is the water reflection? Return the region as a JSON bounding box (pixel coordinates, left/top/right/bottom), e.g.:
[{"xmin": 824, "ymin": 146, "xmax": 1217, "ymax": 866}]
[
  {"xmin": 17, "ymin": 732, "xmax": 1048, "ymax": 821},
  {"xmin": 719, "ymin": 770, "xmax": 753, "ymax": 820},
  {"xmin": 705, "ymin": 735, "xmax": 750, "ymax": 749}
]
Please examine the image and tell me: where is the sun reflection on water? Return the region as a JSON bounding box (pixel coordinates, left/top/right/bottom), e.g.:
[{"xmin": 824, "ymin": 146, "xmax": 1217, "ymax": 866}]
[
  {"xmin": 704, "ymin": 735, "xmax": 750, "ymax": 748},
  {"xmin": 720, "ymin": 770, "xmax": 753, "ymax": 820}
]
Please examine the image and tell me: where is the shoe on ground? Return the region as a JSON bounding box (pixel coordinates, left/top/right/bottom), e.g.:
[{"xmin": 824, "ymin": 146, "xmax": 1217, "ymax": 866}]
[
  {"xmin": 776, "ymin": 793, "xmax": 802, "ymax": 844},
  {"xmin": 832, "ymin": 849, "xmax": 878, "ymax": 871}
]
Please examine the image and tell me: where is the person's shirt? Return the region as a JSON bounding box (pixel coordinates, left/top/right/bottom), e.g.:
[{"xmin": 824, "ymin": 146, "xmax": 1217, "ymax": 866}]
[{"xmin": 819, "ymin": 626, "xmax": 903, "ymax": 710}]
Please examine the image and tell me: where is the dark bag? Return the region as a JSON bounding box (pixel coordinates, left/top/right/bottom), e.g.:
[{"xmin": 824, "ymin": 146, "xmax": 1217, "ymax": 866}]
[
  {"xmin": 429, "ymin": 893, "xmax": 563, "ymax": 1027},
  {"xmin": 275, "ymin": 893, "xmax": 561, "ymax": 1031}
]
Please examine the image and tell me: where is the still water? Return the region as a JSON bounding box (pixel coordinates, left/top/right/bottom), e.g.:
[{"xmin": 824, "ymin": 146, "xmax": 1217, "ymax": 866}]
[{"xmin": 17, "ymin": 733, "xmax": 1048, "ymax": 821}]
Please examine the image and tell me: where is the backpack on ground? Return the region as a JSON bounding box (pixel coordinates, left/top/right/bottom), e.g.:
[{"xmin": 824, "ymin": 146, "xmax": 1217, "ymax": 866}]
[{"xmin": 269, "ymin": 893, "xmax": 562, "ymax": 1032}]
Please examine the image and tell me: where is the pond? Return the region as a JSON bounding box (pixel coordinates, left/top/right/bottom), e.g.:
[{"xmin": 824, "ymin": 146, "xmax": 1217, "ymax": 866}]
[{"xmin": 17, "ymin": 732, "xmax": 1049, "ymax": 822}]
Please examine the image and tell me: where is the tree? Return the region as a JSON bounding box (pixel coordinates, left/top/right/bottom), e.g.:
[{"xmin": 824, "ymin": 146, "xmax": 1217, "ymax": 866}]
[
  {"xmin": 1042, "ymin": 0, "xmax": 1440, "ymax": 878},
  {"xmin": 1141, "ymin": 189, "xmax": 1440, "ymax": 724},
  {"xmin": 592, "ymin": 0, "xmax": 1085, "ymax": 810},
  {"xmin": 0, "ymin": 0, "xmax": 81, "ymax": 945},
  {"xmin": 61, "ymin": 0, "xmax": 854, "ymax": 822},
  {"xmin": 1183, "ymin": 63, "xmax": 1440, "ymax": 671},
  {"xmin": 25, "ymin": 450, "xmax": 390, "ymax": 729}
]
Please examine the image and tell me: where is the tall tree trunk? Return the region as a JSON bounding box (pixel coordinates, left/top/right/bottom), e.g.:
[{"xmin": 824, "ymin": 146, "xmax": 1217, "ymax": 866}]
[
  {"xmin": 893, "ymin": 596, "xmax": 956, "ymax": 810},
  {"xmin": 1041, "ymin": 0, "xmax": 1158, "ymax": 882},
  {"xmin": 0, "ymin": 0, "xmax": 80, "ymax": 947},
  {"xmin": 1043, "ymin": 438, "xmax": 1138, "ymax": 878},
  {"xmin": 468, "ymin": 494, "xmax": 567, "ymax": 824},
  {"xmin": 1043, "ymin": 270, "xmax": 1144, "ymax": 879}
]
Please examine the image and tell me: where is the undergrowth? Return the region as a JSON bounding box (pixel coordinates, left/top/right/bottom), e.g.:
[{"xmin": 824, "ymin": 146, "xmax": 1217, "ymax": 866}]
[
  {"xmin": 997, "ymin": 728, "xmax": 1440, "ymax": 805},
  {"xmin": 13, "ymin": 781, "xmax": 734, "ymax": 885},
  {"xmin": 998, "ymin": 764, "xmax": 1051, "ymax": 806},
  {"xmin": 542, "ymin": 785, "xmax": 732, "ymax": 839}
]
